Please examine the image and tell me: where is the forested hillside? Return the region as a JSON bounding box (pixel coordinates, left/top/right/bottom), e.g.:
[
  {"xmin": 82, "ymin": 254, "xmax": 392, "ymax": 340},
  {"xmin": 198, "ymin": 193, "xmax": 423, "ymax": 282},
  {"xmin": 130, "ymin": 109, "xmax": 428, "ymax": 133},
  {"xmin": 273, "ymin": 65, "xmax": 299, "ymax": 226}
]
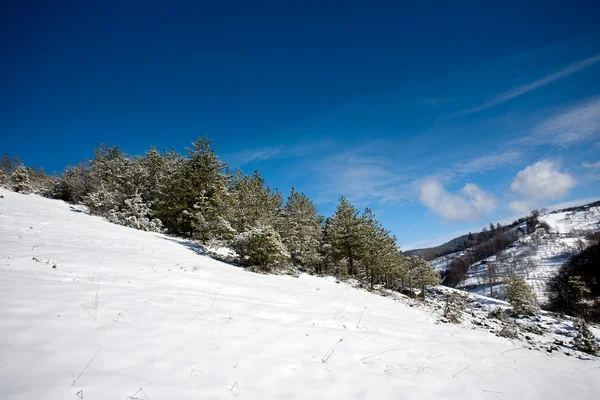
[{"xmin": 0, "ymin": 139, "xmax": 438, "ymax": 294}]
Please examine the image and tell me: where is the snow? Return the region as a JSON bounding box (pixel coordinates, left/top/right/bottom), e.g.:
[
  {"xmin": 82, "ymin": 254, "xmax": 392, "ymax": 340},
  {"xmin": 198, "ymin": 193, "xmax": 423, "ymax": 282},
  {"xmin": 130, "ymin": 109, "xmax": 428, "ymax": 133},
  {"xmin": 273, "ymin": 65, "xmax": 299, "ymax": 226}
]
[
  {"xmin": 450, "ymin": 207, "xmax": 600, "ymax": 302},
  {"xmin": 429, "ymin": 251, "xmax": 462, "ymax": 271},
  {"xmin": 0, "ymin": 188, "xmax": 598, "ymax": 400}
]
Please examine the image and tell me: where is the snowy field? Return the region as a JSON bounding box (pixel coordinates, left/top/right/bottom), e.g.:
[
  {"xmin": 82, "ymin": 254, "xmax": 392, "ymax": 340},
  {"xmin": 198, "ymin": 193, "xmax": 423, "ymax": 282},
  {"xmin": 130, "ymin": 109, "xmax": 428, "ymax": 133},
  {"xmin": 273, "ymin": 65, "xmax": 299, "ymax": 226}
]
[{"xmin": 1, "ymin": 188, "xmax": 599, "ymax": 400}]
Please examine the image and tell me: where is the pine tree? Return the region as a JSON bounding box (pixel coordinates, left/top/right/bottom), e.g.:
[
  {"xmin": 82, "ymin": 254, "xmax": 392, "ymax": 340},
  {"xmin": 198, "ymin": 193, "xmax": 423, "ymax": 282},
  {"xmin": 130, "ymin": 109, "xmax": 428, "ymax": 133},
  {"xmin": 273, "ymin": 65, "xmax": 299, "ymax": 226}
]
[
  {"xmin": 107, "ymin": 191, "xmax": 163, "ymax": 232},
  {"xmin": 571, "ymin": 318, "xmax": 599, "ymax": 355},
  {"xmin": 10, "ymin": 165, "xmax": 31, "ymax": 193},
  {"xmin": 229, "ymin": 170, "xmax": 282, "ymax": 234},
  {"xmin": 54, "ymin": 162, "xmax": 95, "ymax": 203},
  {"xmin": 280, "ymin": 188, "xmax": 322, "ymax": 269},
  {"xmin": 231, "ymin": 225, "xmax": 287, "ymax": 271},
  {"xmin": 409, "ymin": 257, "xmax": 441, "ymax": 299},
  {"xmin": 316, "ymin": 218, "xmax": 335, "ymax": 275},
  {"xmin": 505, "ymin": 277, "xmax": 539, "ymax": 316},
  {"xmin": 329, "ymin": 197, "xmax": 363, "ymax": 276},
  {"xmin": 360, "ymin": 208, "xmax": 398, "ymax": 289},
  {"xmin": 1, "ymin": 154, "xmax": 22, "ymax": 175},
  {"xmin": 155, "ymin": 136, "xmax": 230, "ymax": 241}
]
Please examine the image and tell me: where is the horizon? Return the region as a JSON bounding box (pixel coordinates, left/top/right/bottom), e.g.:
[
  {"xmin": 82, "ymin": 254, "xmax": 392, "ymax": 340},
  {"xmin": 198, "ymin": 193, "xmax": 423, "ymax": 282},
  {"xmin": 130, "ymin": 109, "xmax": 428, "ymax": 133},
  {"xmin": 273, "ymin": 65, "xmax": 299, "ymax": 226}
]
[{"xmin": 2, "ymin": 1, "xmax": 600, "ymax": 250}]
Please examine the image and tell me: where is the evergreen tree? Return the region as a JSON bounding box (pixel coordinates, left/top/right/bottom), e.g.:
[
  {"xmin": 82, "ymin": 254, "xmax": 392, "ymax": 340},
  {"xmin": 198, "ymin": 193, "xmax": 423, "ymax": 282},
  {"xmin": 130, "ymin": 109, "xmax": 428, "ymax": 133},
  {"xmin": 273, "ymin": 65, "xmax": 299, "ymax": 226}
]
[
  {"xmin": 571, "ymin": 318, "xmax": 600, "ymax": 355},
  {"xmin": 329, "ymin": 197, "xmax": 363, "ymax": 276},
  {"xmin": 231, "ymin": 225, "xmax": 287, "ymax": 271},
  {"xmin": 505, "ymin": 277, "xmax": 539, "ymax": 316},
  {"xmin": 53, "ymin": 162, "xmax": 95, "ymax": 203},
  {"xmin": 360, "ymin": 208, "xmax": 398, "ymax": 289},
  {"xmin": 316, "ymin": 218, "xmax": 335, "ymax": 275},
  {"xmin": 0, "ymin": 154, "xmax": 22, "ymax": 175},
  {"xmin": 280, "ymin": 188, "xmax": 322, "ymax": 269},
  {"xmin": 409, "ymin": 257, "xmax": 441, "ymax": 299},
  {"xmin": 155, "ymin": 136, "xmax": 231, "ymax": 241},
  {"xmin": 10, "ymin": 165, "xmax": 31, "ymax": 193},
  {"xmin": 229, "ymin": 170, "xmax": 282, "ymax": 234},
  {"xmin": 83, "ymin": 144, "xmax": 131, "ymax": 215},
  {"xmin": 107, "ymin": 191, "xmax": 163, "ymax": 232}
]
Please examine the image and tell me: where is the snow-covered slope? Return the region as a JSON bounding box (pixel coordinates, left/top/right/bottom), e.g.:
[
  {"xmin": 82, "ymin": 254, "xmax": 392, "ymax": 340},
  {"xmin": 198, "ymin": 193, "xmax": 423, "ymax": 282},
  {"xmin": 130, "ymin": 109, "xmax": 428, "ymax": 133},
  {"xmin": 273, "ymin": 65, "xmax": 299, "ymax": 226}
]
[
  {"xmin": 436, "ymin": 207, "xmax": 600, "ymax": 302},
  {"xmin": 0, "ymin": 189, "xmax": 598, "ymax": 399}
]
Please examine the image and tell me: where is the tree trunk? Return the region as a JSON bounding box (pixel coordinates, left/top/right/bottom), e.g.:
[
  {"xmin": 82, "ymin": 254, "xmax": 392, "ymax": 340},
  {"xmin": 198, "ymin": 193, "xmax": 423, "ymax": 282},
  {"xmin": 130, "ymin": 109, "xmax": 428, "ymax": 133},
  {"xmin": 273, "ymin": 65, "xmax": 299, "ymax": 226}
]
[{"xmin": 370, "ymin": 271, "xmax": 374, "ymax": 290}]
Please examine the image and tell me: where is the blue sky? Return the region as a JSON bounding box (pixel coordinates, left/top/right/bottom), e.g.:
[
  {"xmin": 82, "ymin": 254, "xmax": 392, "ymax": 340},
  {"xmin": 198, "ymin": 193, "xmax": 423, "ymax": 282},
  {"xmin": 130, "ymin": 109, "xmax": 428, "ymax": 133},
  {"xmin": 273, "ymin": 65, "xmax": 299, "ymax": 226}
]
[{"xmin": 1, "ymin": 1, "xmax": 600, "ymax": 249}]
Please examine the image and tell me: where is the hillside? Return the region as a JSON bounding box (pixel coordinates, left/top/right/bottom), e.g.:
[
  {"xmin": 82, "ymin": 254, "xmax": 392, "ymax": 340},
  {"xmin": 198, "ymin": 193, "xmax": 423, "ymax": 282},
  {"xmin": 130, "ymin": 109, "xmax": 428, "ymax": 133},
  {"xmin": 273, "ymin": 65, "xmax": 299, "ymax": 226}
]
[
  {"xmin": 433, "ymin": 206, "xmax": 600, "ymax": 302},
  {"xmin": 1, "ymin": 188, "xmax": 599, "ymax": 399}
]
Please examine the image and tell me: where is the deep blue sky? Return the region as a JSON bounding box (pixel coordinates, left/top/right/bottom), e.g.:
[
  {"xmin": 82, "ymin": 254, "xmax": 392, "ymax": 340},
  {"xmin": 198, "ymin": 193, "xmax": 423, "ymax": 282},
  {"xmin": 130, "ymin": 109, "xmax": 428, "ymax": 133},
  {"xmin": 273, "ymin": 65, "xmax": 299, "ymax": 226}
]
[{"xmin": 2, "ymin": 1, "xmax": 600, "ymax": 248}]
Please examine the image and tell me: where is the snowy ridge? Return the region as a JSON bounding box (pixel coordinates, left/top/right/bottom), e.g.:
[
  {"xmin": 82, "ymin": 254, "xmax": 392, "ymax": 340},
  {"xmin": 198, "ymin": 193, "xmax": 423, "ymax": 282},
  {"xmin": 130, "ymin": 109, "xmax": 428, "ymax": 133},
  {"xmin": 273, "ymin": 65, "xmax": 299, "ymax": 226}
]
[{"xmin": 0, "ymin": 189, "xmax": 598, "ymax": 399}]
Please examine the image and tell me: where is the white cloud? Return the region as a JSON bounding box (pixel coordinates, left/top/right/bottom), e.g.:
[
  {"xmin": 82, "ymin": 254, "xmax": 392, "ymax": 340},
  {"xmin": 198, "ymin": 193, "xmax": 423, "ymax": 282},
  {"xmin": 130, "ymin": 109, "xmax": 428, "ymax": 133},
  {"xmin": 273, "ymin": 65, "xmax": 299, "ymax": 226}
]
[
  {"xmin": 458, "ymin": 53, "xmax": 600, "ymax": 115},
  {"xmin": 530, "ymin": 96, "xmax": 600, "ymax": 145},
  {"xmin": 582, "ymin": 161, "xmax": 600, "ymax": 168},
  {"xmin": 508, "ymin": 200, "xmax": 537, "ymax": 215},
  {"xmin": 419, "ymin": 178, "xmax": 496, "ymax": 222},
  {"xmin": 510, "ymin": 160, "xmax": 576, "ymax": 200},
  {"xmin": 454, "ymin": 151, "xmax": 521, "ymax": 174}
]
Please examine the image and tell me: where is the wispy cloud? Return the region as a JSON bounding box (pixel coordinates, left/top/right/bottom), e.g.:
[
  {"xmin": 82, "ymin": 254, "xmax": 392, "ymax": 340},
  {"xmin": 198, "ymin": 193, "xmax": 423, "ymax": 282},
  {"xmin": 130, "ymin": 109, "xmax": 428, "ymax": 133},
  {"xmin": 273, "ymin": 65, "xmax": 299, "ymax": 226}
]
[
  {"xmin": 582, "ymin": 161, "xmax": 600, "ymax": 168},
  {"xmin": 313, "ymin": 145, "xmax": 414, "ymax": 206},
  {"xmin": 522, "ymin": 96, "xmax": 600, "ymax": 146},
  {"xmin": 227, "ymin": 141, "xmax": 330, "ymax": 167},
  {"xmin": 454, "ymin": 151, "xmax": 522, "ymax": 174},
  {"xmin": 457, "ymin": 53, "xmax": 600, "ymax": 115}
]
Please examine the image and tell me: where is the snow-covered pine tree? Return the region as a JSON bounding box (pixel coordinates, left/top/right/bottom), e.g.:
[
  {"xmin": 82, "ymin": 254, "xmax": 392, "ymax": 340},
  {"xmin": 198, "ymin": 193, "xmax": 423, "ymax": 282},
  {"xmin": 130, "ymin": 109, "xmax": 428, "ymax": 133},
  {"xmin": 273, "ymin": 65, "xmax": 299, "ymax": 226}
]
[
  {"xmin": 329, "ymin": 197, "xmax": 363, "ymax": 276},
  {"xmin": 107, "ymin": 191, "xmax": 163, "ymax": 232},
  {"xmin": 231, "ymin": 225, "xmax": 287, "ymax": 271},
  {"xmin": 229, "ymin": 170, "xmax": 282, "ymax": 234},
  {"xmin": 83, "ymin": 145, "xmax": 132, "ymax": 215},
  {"xmin": 0, "ymin": 168, "xmax": 6, "ymax": 185},
  {"xmin": 571, "ymin": 318, "xmax": 600, "ymax": 355},
  {"xmin": 10, "ymin": 165, "xmax": 31, "ymax": 193},
  {"xmin": 155, "ymin": 137, "xmax": 231, "ymax": 241},
  {"xmin": 280, "ymin": 188, "xmax": 322, "ymax": 270},
  {"xmin": 505, "ymin": 277, "xmax": 539, "ymax": 316}
]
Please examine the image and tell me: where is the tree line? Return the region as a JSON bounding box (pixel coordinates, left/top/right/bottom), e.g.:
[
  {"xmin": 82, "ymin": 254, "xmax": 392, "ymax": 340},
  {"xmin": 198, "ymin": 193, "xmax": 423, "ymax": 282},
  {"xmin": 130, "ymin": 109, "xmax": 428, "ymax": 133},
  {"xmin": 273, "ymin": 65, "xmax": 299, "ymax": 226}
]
[{"xmin": 0, "ymin": 137, "xmax": 440, "ymax": 294}]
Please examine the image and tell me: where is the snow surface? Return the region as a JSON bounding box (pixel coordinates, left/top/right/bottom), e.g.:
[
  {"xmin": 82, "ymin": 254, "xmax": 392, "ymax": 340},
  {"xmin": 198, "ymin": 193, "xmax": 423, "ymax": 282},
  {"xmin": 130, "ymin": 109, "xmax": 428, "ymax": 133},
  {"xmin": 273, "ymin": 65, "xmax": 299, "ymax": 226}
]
[{"xmin": 1, "ymin": 188, "xmax": 599, "ymax": 400}]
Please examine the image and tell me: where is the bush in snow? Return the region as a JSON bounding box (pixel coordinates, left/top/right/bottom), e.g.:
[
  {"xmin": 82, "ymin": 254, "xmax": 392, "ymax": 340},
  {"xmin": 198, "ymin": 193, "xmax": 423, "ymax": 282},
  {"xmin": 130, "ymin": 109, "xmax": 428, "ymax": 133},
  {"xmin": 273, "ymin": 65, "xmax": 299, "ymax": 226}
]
[
  {"xmin": 231, "ymin": 225, "xmax": 288, "ymax": 272},
  {"xmin": 488, "ymin": 306, "xmax": 508, "ymax": 322},
  {"xmin": 83, "ymin": 186, "xmax": 118, "ymax": 216},
  {"xmin": 505, "ymin": 277, "xmax": 539, "ymax": 316},
  {"xmin": 443, "ymin": 292, "xmax": 469, "ymax": 323},
  {"xmin": 571, "ymin": 318, "xmax": 599, "ymax": 356},
  {"xmin": 107, "ymin": 191, "xmax": 163, "ymax": 232},
  {"xmin": 10, "ymin": 165, "xmax": 31, "ymax": 193}
]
